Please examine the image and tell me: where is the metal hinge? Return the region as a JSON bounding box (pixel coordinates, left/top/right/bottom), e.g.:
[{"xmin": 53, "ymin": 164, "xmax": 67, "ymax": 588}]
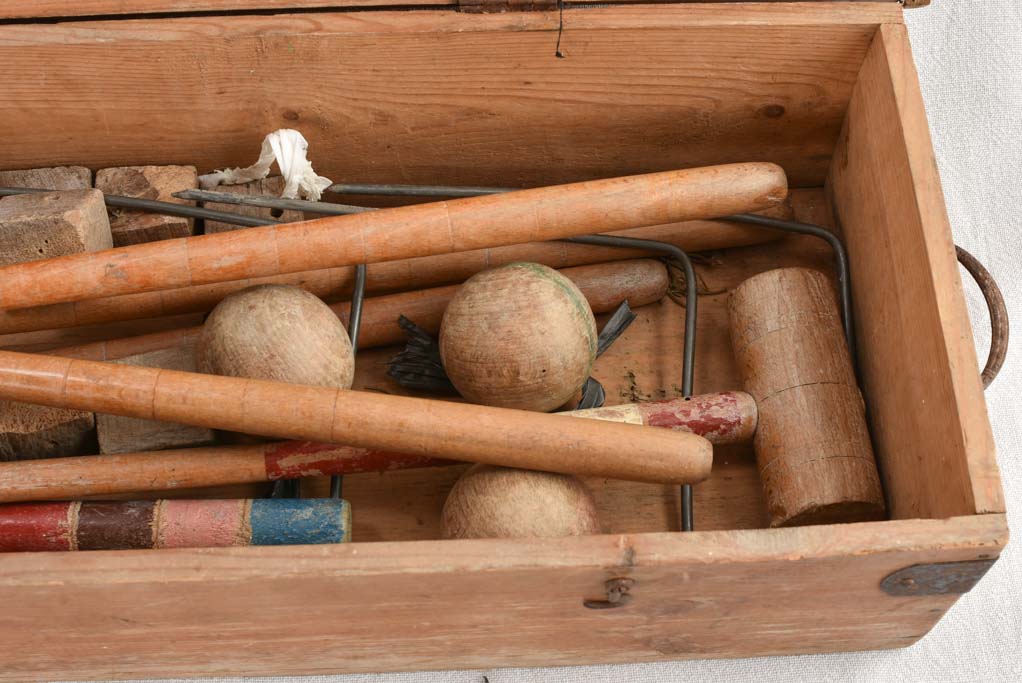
[
  {"xmin": 458, "ymin": 0, "xmax": 559, "ymax": 13},
  {"xmin": 881, "ymin": 559, "xmax": 996, "ymax": 597}
]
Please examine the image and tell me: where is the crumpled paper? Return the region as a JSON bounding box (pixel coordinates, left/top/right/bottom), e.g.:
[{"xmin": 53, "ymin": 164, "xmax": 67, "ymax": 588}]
[{"xmin": 198, "ymin": 129, "xmax": 332, "ymax": 200}]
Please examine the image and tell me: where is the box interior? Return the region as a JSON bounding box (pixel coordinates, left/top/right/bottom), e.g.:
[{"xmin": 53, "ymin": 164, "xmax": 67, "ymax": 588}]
[
  {"xmin": 0, "ymin": 5, "xmax": 1010, "ymax": 680},
  {"xmin": 0, "ymin": 3, "xmax": 1001, "ymax": 545}
]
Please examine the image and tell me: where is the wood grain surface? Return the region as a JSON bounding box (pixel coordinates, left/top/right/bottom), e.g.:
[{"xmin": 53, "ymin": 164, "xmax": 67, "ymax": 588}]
[
  {"xmin": 0, "ymin": 349, "xmax": 713, "ymax": 485},
  {"xmin": 0, "ymin": 212, "xmax": 779, "ymax": 336},
  {"xmin": 93, "ymin": 165, "xmax": 198, "ymax": 245},
  {"xmin": 729, "ymin": 268, "xmax": 884, "ymax": 526},
  {"xmin": 0, "ymin": 514, "xmax": 1003, "ymax": 680},
  {"xmin": 0, "ymin": 164, "xmax": 786, "ymax": 309},
  {"xmin": 0, "ymin": 6, "xmax": 892, "ymax": 187},
  {"xmin": 827, "ymin": 25, "xmax": 1004, "ymax": 518},
  {"xmin": 0, "ymin": 1, "xmax": 906, "ymax": 21},
  {"xmin": 0, "ymin": 442, "xmax": 450, "ymax": 503}
]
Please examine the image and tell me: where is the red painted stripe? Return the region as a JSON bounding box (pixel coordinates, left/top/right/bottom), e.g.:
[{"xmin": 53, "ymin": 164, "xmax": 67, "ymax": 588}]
[
  {"xmin": 638, "ymin": 392, "xmax": 756, "ymax": 445},
  {"xmin": 0, "ymin": 502, "xmax": 73, "ymax": 552},
  {"xmin": 263, "ymin": 441, "xmax": 451, "ymax": 480}
]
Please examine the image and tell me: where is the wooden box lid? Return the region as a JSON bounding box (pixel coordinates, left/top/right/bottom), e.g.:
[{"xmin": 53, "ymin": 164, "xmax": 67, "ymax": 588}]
[{"xmin": 0, "ymin": 0, "xmax": 929, "ymax": 21}]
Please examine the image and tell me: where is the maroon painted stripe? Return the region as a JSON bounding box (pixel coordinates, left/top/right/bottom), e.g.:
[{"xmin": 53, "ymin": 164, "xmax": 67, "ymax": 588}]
[{"xmin": 76, "ymin": 501, "xmax": 156, "ymax": 550}]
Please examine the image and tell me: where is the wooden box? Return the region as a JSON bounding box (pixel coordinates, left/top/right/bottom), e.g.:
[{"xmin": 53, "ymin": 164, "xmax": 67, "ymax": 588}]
[{"xmin": 0, "ymin": 1, "xmax": 1007, "ymax": 679}]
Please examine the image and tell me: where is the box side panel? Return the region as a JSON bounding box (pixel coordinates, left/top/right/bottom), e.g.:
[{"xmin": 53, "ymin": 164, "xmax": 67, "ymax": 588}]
[
  {"xmin": 827, "ymin": 24, "xmax": 1004, "ymax": 518},
  {"xmin": 0, "ymin": 2, "xmax": 904, "ymax": 22},
  {"xmin": 0, "ymin": 7, "xmax": 887, "ymax": 188},
  {"xmin": 0, "ymin": 516, "xmax": 1004, "ymax": 680}
]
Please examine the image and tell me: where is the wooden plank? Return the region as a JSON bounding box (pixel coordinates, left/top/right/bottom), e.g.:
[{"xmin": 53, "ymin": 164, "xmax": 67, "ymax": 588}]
[
  {"xmin": 0, "ymin": 2, "xmax": 905, "ymax": 22},
  {"xmin": 0, "ymin": 0, "xmax": 447, "ymax": 19},
  {"xmin": 0, "ymin": 514, "xmax": 1004, "ymax": 680},
  {"xmin": 0, "ymin": 6, "xmax": 892, "ymax": 187},
  {"xmin": 826, "ymin": 24, "xmax": 1003, "ymax": 518}
]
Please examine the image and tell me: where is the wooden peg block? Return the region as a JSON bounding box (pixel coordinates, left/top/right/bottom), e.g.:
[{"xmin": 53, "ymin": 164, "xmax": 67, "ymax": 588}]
[
  {"xmin": 0, "ymin": 189, "xmax": 112, "ymax": 266},
  {"xmin": 0, "ymin": 401, "xmax": 95, "ymax": 462},
  {"xmin": 96, "ymin": 345, "xmax": 217, "ymax": 454},
  {"xmin": 0, "ymin": 186, "xmax": 110, "ymax": 461},
  {"xmin": 94, "ymin": 165, "xmax": 199, "ymax": 246},
  {"xmin": 203, "ymin": 177, "xmax": 304, "ymax": 233},
  {"xmin": 0, "ymin": 166, "xmax": 92, "ymax": 191}
]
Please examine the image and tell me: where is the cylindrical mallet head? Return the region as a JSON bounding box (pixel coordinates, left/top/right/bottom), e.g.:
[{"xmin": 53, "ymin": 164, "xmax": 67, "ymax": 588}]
[
  {"xmin": 729, "ymin": 267, "xmax": 885, "ymax": 527},
  {"xmin": 441, "ymin": 464, "xmax": 601, "ymax": 539},
  {"xmin": 196, "ymin": 284, "xmax": 354, "ymax": 389},
  {"xmin": 440, "ymin": 263, "xmax": 598, "ymax": 412}
]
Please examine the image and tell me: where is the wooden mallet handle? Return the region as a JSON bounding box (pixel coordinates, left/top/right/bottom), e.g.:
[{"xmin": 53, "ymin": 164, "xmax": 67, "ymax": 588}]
[
  {"xmin": 572, "ymin": 392, "xmax": 757, "ymax": 445},
  {"xmin": 0, "ymin": 206, "xmax": 790, "ymax": 336},
  {"xmin": 0, "ymin": 350, "xmax": 712, "ymax": 485},
  {"xmin": 0, "ymin": 442, "xmax": 451, "ymax": 503},
  {"xmin": 0, "ymin": 393, "xmax": 751, "ymax": 503},
  {"xmin": 0, "ymin": 163, "xmax": 786, "ymax": 309}
]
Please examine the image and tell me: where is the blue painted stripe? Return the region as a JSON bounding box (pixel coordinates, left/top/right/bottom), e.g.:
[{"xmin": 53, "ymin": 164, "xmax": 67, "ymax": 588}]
[{"xmin": 249, "ymin": 499, "xmax": 351, "ymax": 545}]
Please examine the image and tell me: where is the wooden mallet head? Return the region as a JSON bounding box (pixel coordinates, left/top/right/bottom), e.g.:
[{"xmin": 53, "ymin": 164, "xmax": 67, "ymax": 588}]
[{"xmin": 728, "ymin": 268, "xmax": 885, "ymax": 527}]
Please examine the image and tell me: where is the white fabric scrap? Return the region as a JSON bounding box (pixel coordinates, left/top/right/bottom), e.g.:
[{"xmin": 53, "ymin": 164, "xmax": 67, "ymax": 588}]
[{"xmin": 198, "ymin": 129, "xmax": 332, "ymax": 200}]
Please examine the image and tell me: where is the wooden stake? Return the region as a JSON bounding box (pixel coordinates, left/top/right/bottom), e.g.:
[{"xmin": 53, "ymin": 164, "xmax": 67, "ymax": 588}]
[
  {"xmin": 0, "ymin": 441, "xmax": 451, "ymax": 503},
  {"xmin": 0, "ymin": 498, "xmax": 351, "ymax": 552},
  {"xmin": 0, "ymin": 392, "xmax": 750, "ymax": 503},
  {"xmin": 0, "ymin": 350, "xmax": 713, "ymax": 485},
  {"xmin": 49, "ymin": 259, "xmax": 669, "ymax": 362},
  {"xmin": 0, "ymin": 205, "xmax": 789, "ymax": 336},
  {"xmin": 0, "ymin": 163, "xmax": 786, "ymax": 309}
]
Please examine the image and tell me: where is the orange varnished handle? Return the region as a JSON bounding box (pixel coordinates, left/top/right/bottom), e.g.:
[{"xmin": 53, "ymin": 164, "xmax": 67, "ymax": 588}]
[
  {"xmin": 0, "ymin": 163, "xmax": 786, "ymax": 310},
  {"xmin": 50, "ymin": 259, "xmax": 669, "ymax": 362},
  {"xmin": 0, "ymin": 350, "xmax": 712, "ymax": 485}
]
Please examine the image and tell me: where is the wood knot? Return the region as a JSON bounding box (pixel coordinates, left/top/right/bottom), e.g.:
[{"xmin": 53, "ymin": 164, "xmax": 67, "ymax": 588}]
[
  {"xmin": 583, "ymin": 577, "xmax": 635, "ymax": 610},
  {"xmin": 760, "ymin": 104, "xmax": 786, "ymax": 119}
]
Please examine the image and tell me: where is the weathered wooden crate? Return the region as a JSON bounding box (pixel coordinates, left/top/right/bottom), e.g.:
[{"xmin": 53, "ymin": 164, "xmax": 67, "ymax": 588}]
[{"xmin": 0, "ymin": 1, "xmax": 1007, "ymax": 680}]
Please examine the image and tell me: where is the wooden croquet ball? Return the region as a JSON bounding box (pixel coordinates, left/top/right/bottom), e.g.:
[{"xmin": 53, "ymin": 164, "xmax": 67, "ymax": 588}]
[
  {"xmin": 197, "ymin": 284, "xmax": 354, "ymax": 389},
  {"xmin": 441, "ymin": 464, "xmax": 601, "ymax": 539},
  {"xmin": 439, "ymin": 262, "xmax": 598, "ymax": 412}
]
